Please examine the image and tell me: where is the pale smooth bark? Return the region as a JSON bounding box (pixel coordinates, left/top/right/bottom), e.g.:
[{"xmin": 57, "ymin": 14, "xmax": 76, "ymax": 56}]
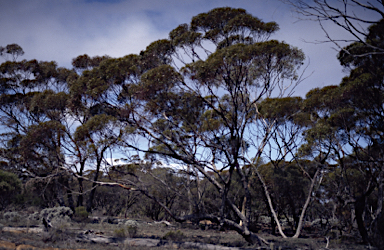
[
  {"xmin": 293, "ymin": 168, "xmax": 321, "ymax": 238},
  {"xmin": 255, "ymin": 169, "xmax": 288, "ymax": 238}
]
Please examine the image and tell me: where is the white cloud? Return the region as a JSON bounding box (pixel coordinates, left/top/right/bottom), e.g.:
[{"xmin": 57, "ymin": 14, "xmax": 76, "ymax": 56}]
[
  {"xmin": 0, "ymin": 0, "xmax": 169, "ymax": 67},
  {"xmin": 0, "ymin": 0, "xmax": 369, "ymax": 95}
]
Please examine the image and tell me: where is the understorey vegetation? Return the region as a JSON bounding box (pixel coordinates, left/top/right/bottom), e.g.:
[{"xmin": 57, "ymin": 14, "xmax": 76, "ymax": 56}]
[{"xmin": 0, "ymin": 4, "xmax": 383, "ymax": 248}]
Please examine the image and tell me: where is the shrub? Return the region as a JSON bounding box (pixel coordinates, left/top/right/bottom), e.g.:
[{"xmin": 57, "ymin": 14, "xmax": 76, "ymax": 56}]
[
  {"xmin": 162, "ymin": 230, "xmax": 184, "ymax": 242},
  {"xmin": 73, "ymin": 206, "xmax": 89, "ymax": 222},
  {"xmin": 0, "ymin": 170, "xmax": 22, "ymax": 209},
  {"xmin": 42, "ymin": 228, "xmax": 71, "ymax": 243},
  {"xmin": 3, "ymin": 211, "xmax": 21, "ymax": 223},
  {"xmin": 126, "ymin": 224, "xmax": 138, "ymax": 238},
  {"xmin": 113, "ymin": 224, "xmax": 138, "ymax": 238},
  {"xmin": 41, "ymin": 206, "xmax": 72, "ymax": 219},
  {"xmin": 38, "ymin": 206, "xmax": 73, "ymax": 227},
  {"xmin": 113, "ymin": 227, "xmax": 126, "ymax": 238}
]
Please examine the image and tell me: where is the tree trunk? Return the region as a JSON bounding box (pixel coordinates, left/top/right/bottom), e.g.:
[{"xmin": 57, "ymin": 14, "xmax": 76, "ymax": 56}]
[
  {"xmin": 292, "ymin": 168, "xmax": 320, "ymax": 238},
  {"xmin": 370, "ymin": 211, "xmax": 384, "ymax": 247},
  {"xmin": 219, "ymin": 165, "xmax": 234, "ymax": 229},
  {"xmin": 239, "ymin": 196, "xmax": 246, "ymax": 226},
  {"xmin": 370, "ymin": 169, "xmax": 383, "ymax": 247},
  {"xmin": 370, "ymin": 168, "xmax": 383, "ymax": 229},
  {"xmin": 55, "ymin": 177, "xmax": 65, "ymax": 206},
  {"xmin": 77, "ymin": 161, "xmax": 86, "ymax": 207},
  {"xmin": 236, "ymin": 163, "xmax": 252, "ymax": 228},
  {"xmin": 86, "ymin": 183, "xmax": 98, "ymax": 213},
  {"xmin": 355, "ymin": 196, "xmax": 369, "ymax": 244},
  {"xmin": 269, "ymin": 206, "xmax": 277, "ymax": 235},
  {"xmin": 63, "ymin": 175, "xmax": 75, "ymax": 212},
  {"xmin": 86, "ymin": 158, "xmax": 102, "ymax": 213},
  {"xmin": 353, "ymin": 180, "xmax": 376, "ymax": 244},
  {"xmin": 186, "ymin": 166, "xmax": 194, "ymax": 214},
  {"xmin": 77, "ymin": 178, "xmax": 84, "ymax": 207},
  {"xmin": 256, "ymin": 169, "xmax": 287, "ymax": 238}
]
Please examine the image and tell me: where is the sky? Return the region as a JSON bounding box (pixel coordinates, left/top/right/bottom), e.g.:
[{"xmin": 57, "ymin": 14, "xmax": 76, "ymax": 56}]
[{"xmin": 0, "ymin": 0, "xmax": 378, "ymax": 97}]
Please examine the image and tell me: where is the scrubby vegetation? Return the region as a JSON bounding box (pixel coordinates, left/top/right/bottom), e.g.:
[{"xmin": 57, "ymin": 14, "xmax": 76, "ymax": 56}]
[{"xmin": 0, "ymin": 208, "xmax": 371, "ymax": 249}]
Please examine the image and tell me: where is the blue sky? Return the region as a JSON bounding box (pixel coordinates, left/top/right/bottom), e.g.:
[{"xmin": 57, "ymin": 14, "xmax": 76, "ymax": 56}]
[{"xmin": 0, "ymin": 0, "xmax": 378, "ymax": 97}]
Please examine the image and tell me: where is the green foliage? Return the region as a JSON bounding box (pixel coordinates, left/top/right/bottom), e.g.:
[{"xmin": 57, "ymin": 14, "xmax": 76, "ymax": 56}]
[
  {"xmin": 138, "ymin": 65, "xmax": 182, "ymax": 114},
  {"xmin": 114, "ymin": 223, "xmax": 138, "ymax": 238},
  {"xmin": 72, "ymin": 54, "xmax": 110, "ymax": 71},
  {"xmin": 169, "ymin": 23, "xmax": 201, "ymax": 48},
  {"xmin": 183, "ymin": 40, "xmax": 304, "ymax": 88},
  {"xmin": 29, "ymin": 90, "xmax": 69, "ymax": 120},
  {"xmin": 0, "ymin": 170, "xmax": 22, "ymax": 209},
  {"xmin": 298, "ymin": 18, "xmax": 384, "ymax": 246},
  {"xmin": 259, "ymin": 97, "xmax": 310, "ymax": 126},
  {"xmin": 189, "ymin": 7, "xmax": 278, "ymax": 46},
  {"xmin": 163, "ymin": 230, "xmax": 185, "ymax": 241},
  {"xmin": 0, "ymin": 43, "xmax": 24, "ymax": 61},
  {"xmin": 17, "ymin": 121, "xmax": 66, "ymax": 175},
  {"xmin": 74, "ymin": 206, "xmax": 89, "ymax": 221},
  {"xmin": 113, "ymin": 227, "xmax": 127, "ymax": 238},
  {"xmin": 92, "ymin": 184, "xmax": 139, "ymax": 217},
  {"xmin": 74, "ymin": 114, "xmax": 117, "ymax": 142},
  {"xmin": 141, "ymin": 39, "xmax": 174, "ymax": 67}
]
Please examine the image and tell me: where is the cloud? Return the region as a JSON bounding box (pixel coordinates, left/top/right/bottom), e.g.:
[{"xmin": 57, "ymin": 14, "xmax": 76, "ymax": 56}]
[
  {"xmin": 0, "ymin": 0, "xmax": 362, "ymax": 96},
  {"xmin": 0, "ymin": 0, "xmax": 169, "ymax": 67}
]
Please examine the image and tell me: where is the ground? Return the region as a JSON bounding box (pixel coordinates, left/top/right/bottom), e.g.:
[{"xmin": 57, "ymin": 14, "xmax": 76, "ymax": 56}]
[{"xmin": 0, "ymin": 212, "xmax": 374, "ymax": 250}]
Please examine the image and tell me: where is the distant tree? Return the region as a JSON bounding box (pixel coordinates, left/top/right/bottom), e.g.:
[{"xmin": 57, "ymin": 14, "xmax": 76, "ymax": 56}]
[{"xmin": 0, "ymin": 43, "xmax": 24, "ymax": 61}]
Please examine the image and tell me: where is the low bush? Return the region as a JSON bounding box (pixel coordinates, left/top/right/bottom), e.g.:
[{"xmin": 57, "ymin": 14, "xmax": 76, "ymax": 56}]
[
  {"xmin": 0, "ymin": 170, "xmax": 22, "ymax": 209},
  {"xmin": 3, "ymin": 211, "xmax": 21, "ymax": 223},
  {"xmin": 113, "ymin": 224, "xmax": 138, "ymax": 238},
  {"xmin": 73, "ymin": 206, "xmax": 89, "ymax": 222},
  {"xmin": 163, "ymin": 230, "xmax": 184, "ymax": 242}
]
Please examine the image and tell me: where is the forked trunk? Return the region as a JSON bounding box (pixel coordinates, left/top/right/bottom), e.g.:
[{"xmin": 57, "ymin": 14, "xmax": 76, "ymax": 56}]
[
  {"xmin": 256, "ymin": 169, "xmax": 288, "ymax": 238},
  {"xmin": 292, "ymin": 168, "xmax": 321, "ymax": 238},
  {"xmin": 86, "ymin": 158, "xmax": 103, "ymax": 213}
]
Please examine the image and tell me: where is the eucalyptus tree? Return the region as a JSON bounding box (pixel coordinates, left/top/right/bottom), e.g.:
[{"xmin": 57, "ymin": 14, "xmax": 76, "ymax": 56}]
[
  {"xmin": 65, "ymin": 54, "xmax": 125, "ymax": 211},
  {"xmin": 0, "ymin": 43, "xmax": 24, "ymax": 61},
  {"xmin": 0, "ymin": 44, "xmax": 75, "ymax": 207},
  {"xmin": 0, "ymin": 48, "xmax": 69, "ymax": 174},
  {"xmin": 335, "ymin": 18, "xmax": 384, "ymax": 245},
  {"xmin": 298, "ymin": 19, "xmax": 384, "ymax": 245},
  {"xmin": 97, "ymin": 7, "xmax": 306, "ymax": 245}
]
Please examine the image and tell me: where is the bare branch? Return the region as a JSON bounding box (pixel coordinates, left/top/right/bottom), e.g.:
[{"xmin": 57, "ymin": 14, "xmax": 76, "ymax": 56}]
[{"xmin": 283, "ymin": 0, "xmax": 384, "ymax": 56}]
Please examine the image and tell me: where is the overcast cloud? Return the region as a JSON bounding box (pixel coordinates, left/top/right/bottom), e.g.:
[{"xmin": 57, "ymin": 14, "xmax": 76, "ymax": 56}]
[{"xmin": 1, "ymin": 0, "xmax": 377, "ymax": 96}]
